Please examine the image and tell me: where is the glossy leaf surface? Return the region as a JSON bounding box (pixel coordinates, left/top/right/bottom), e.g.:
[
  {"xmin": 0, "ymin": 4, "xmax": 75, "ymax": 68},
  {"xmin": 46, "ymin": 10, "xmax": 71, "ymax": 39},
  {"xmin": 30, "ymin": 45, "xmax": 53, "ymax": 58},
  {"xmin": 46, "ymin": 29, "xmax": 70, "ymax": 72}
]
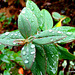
[
  {"xmin": 41, "ymin": 9, "xmax": 53, "ymax": 30},
  {"xmin": 31, "ymin": 45, "xmax": 46, "ymax": 75},
  {"xmin": 21, "ymin": 43, "xmax": 36, "ymax": 69},
  {"xmin": 18, "ymin": 7, "xmax": 38, "ymax": 38},
  {"xmin": 26, "ymin": 0, "xmax": 42, "ymax": 30},
  {"xmin": 43, "ymin": 44, "xmax": 59, "ymax": 75},
  {"xmin": 56, "ymin": 45, "xmax": 75, "ymax": 60}
]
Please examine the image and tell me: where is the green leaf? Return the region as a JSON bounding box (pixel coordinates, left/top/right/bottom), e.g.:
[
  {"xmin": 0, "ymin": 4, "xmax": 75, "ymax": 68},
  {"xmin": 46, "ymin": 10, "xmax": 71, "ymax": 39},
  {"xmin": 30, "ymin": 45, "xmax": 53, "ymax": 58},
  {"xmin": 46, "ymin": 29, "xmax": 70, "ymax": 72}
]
[
  {"xmin": 41, "ymin": 9, "xmax": 53, "ymax": 30},
  {"xmin": 0, "ymin": 44, "xmax": 5, "ymax": 50},
  {"xmin": 61, "ymin": 15, "xmax": 71, "ymax": 24},
  {"xmin": 52, "ymin": 26, "xmax": 75, "ymax": 43},
  {"xmin": 0, "ymin": 39, "xmax": 20, "ymax": 46},
  {"xmin": 31, "ymin": 45, "xmax": 46, "ymax": 75},
  {"xmin": 21, "ymin": 43, "xmax": 36, "ymax": 69},
  {"xmin": 33, "ymin": 36, "xmax": 66, "ymax": 45},
  {"xmin": 0, "ymin": 30, "xmax": 23, "ymax": 39},
  {"xmin": 0, "ymin": 54, "xmax": 10, "ymax": 63},
  {"xmin": 56, "ymin": 45, "xmax": 75, "ymax": 60},
  {"xmin": 43, "ymin": 44, "xmax": 59, "ymax": 75},
  {"xmin": 52, "ymin": 12, "xmax": 61, "ymax": 20},
  {"xmin": 26, "ymin": 0, "xmax": 42, "ymax": 30},
  {"xmin": 18, "ymin": 7, "xmax": 38, "ymax": 38},
  {"xmin": 59, "ymin": 71, "xmax": 64, "ymax": 75},
  {"xmin": 3, "ymin": 70, "xmax": 10, "ymax": 75}
]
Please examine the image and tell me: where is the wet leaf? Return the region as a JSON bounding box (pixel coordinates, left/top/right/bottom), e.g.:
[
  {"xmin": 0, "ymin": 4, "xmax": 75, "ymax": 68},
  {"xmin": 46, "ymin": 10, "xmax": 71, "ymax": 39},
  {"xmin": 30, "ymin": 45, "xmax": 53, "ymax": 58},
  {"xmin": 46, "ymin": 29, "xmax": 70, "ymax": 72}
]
[
  {"xmin": 43, "ymin": 44, "xmax": 58, "ymax": 75},
  {"xmin": 56, "ymin": 45, "xmax": 75, "ymax": 60},
  {"xmin": 31, "ymin": 45, "xmax": 46, "ymax": 75},
  {"xmin": 21, "ymin": 43, "xmax": 36, "ymax": 69},
  {"xmin": 26, "ymin": 0, "xmax": 42, "ymax": 30},
  {"xmin": 18, "ymin": 7, "xmax": 38, "ymax": 38},
  {"xmin": 41, "ymin": 9, "xmax": 53, "ymax": 30}
]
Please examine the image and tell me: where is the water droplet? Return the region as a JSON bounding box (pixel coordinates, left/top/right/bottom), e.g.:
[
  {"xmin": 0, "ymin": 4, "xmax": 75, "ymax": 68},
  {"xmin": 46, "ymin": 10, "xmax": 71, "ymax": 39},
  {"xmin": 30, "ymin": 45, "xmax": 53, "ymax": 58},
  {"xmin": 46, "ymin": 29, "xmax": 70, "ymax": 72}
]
[
  {"xmin": 51, "ymin": 38, "xmax": 53, "ymax": 41},
  {"xmin": 31, "ymin": 44, "xmax": 35, "ymax": 48},
  {"xmin": 24, "ymin": 60, "xmax": 29, "ymax": 64},
  {"xmin": 31, "ymin": 51, "xmax": 35, "ymax": 54},
  {"xmin": 49, "ymin": 29, "xmax": 52, "ymax": 32},
  {"xmin": 15, "ymin": 34, "xmax": 17, "ymax": 35},
  {"xmin": 67, "ymin": 32, "xmax": 72, "ymax": 35},
  {"xmin": 22, "ymin": 47, "xmax": 24, "ymax": 50},
  {"xmin": 57, "ymin": 31, "xmax": 62, "ymax": 33},
  {"xmin": 58, "ymin": 41, "xmax": 61, "ymax": 43},
  {"xmin": 11, "ymin": 34, "xmax": 13, "ymax": 35},
  {"xmin": 13, "ymin": 42, "xmax": 16, "ymax": 45},
  {"xmin": 22, "ymin": 11, "xmax": 25, "ymax": 14},
  {"xmin": 5, "ymin": 32, "xmax": 9, "ymax": 35},
  {"xmin": 22, "ymin": 51, "xmax": 26, "ymax": 55}
]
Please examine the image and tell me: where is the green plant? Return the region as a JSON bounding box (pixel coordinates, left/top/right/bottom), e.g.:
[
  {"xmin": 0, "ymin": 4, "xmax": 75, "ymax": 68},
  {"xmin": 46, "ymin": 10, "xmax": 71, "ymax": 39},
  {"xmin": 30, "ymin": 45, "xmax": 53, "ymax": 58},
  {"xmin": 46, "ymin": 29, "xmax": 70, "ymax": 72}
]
[{"xmin": 0, "ymin": 0, "xmax": 75, "ymax": 75}]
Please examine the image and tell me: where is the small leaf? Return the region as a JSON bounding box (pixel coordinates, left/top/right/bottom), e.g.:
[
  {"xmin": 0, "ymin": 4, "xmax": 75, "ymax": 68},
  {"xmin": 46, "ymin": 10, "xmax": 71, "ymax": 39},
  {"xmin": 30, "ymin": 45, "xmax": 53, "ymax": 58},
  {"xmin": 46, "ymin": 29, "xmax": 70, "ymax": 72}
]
[
  {"xmin": 52, "ymin": 12, "xmax": 61, "ymax": 20},
  {"xmin": 31, "ymin": 45, "xmax": 46, "ymax": 75},
  {"xmin": 54, "ymin": 17, "xmax": 66, "ymax": 27},
  {"xmin": 41, "ymin": 9, "xmax": 53, "ymax": 30},
  {"xmin": 43, "ymin": 44, "xmax": 59, "ymax": 75},
  {"xmin": 21, "ymin": 43, "xmax": 36, "ymax": 69},
  {"xmin": 18, "ymin": 7, "xmax": 38, "ymax": 38},
  {"xmin": 3, "ymin": 70, "xmax": 10, "ymax": 75},
  {"xmin": 56, "ymin": 44, "xmax": 75, "ymax": 60},
  {"xmin": 61, "ymin": 15, "xmax": 71, "ymax": 24},
  {"xmin": 26, "ymin": 0, "xmax": 42, "ymax": 30}
]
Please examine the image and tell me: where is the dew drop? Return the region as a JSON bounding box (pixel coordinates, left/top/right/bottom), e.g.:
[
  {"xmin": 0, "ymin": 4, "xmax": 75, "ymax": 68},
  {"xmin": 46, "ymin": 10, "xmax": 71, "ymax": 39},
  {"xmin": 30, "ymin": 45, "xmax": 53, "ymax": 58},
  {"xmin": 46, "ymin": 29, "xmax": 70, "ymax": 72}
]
[
  {"xmin": 57, "ymin": 31, "xmax": 62, "ymax": 33},
  {"xmin": 5, "ymin": 32, "xmax": 9, "ymax": 35},
  {"xmin": 41, "ymin": 14, "xmax": 43, "ymax": 17},
  {"xmin": 22, "ymin": 11, "xmax": 25, "ymax": 14},
  {"xmin": 31, "ymin": 51, "xmax": 35, "ymax": 54},
  {"xmin": 11, "ymin": 34, "xmax": 13, "ymax": 35},
  {"xmin": 24, "ymin": 60, "xmax": 29, "ymax": 64},
  {"xmin": 13, "ymin": 42, "xmax": 16, "ymax": 45},
  {"xmin": 22, "ymin": 51, "xmax": 26, "ymax": 55},
  {"xmin": 67, "ymin": 32, "xmax": 72, "ymax": 35},
  {"xmin": 49, "ymin": 29, "xmax": 53, "ymax": 32},
  {"xmin": 51, "ymin": 38, "xmax": 53, "ymax": 41},
  {"xmin": 22, "ymin": 47, "xmax": 24, "ymax": 50},
  {"xmin": 31, "ymin": 20, "xmax": 34, "ymax": 22},
  {"xmin": 31, "ymin": 44, "xmax": 35, "ymax": 48},
  {"xmin": 15, "ymin": 34, "xmax": 17, "ymax": 35}
]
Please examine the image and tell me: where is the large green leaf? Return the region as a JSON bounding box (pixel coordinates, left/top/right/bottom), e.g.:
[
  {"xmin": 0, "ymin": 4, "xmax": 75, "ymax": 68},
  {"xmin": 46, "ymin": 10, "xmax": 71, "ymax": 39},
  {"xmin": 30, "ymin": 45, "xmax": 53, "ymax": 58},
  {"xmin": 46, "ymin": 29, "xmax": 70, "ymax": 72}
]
[
  {"xmin": 18, "ymin": 7, "xmax": 38, "ymax": 38},
  {"xmin": 33, "ymin": 29, "xmax": 66, "ymax": 44},
  {"xmin": 56, "ymin": 44, "xmax": 75, "ymax": 60},
  {"xmin": 52, "ymin": 26, "xmax": 75, "ymax": 43},
  {"xmin": 26, "ymin": 0, "xmax": 42, "ymax": 30},
  {"xmin": 41, "ymin": 9, "xmax": 53, "ymax": 30},
  {"xmin": 33, "ymin": 36, "xmax": 66, "ymax": 45},
  {"xmin": 31, "ymin": 45, "xmax": 46, "ymax": 75},
  {"xmin": 21, "ymin": 43, "xmax": 36, "ymax": 69},
  {"xmin": 43, "ymin": 44, "xmax": 59, "ymax": 75}
]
